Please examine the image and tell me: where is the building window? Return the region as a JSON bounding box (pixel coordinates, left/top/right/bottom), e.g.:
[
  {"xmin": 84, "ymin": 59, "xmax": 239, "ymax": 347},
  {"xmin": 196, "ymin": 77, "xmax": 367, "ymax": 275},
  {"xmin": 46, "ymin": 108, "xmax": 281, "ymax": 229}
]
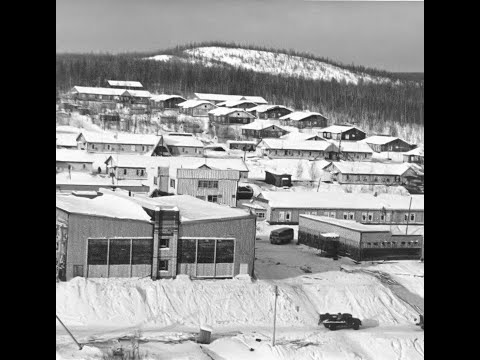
[
  {"xmin": 257, "ymin": 212, "xmax": 265, "ymax": 219},
  {"xmin": 72, "ymin": 265, "xmax": 84, "ymax": 277},
  {"xmin": 349, "ymin": 212, "xmax": 354, "ymax": 220},
  {"xmin": 368, "ymin": 213, "xmax": 373, "ymax": 222},
  {"xmin": 380, "ymin": 214, "xmax": 385, "ymax": 222},
  {"xmin": 160, "ymin": 238, "xmax": 170, "ymax": 248},
  {"xmin": 330, "ymin": 212, "xmax": 336, "ymax": 218},
  {"xmin": 109, "ymin": 239, "xmax": 131, "ymax": 265},
  {"xmin": 198, "ymin": 180, "xmax": 219, "ymax": 189},
  {"xmin": 132, "ymin": 239, "xmax": 153, "ymax": 265},
  {"xmin": 82, "ymin": 164, "xmax": 86, "ymax": 169},
  {"xmin": 170, "ymin": 179, "xmax": 175, "ymax": 188},
  {"xmin": 208, "ymin": 195, "xmax": 219, "ymax": 203},
  {"xmin": 362, "ymin": 213, "xmax": 367, "ymax": 222},
  {"xmin": 131, "ymin": 145, "xmax": 136, "ymax": 152},
  {"xmin": 343, "ymin": 212, "xmax": 348, "ymax": 220},
  {"xmin": 404, "ymin": 213, "xmax": 408, "ymax": 222},
  {"xmin": 124, "ymin": 169, "xmax": 127, "ymax": 175},
  {"xmin": 386, "ymin": 213, "xmax": 391, "ymax": 222},
  {"xmin": 87, "ymin": 239, "xmax": 108, "ymax": 265},
  {"xmin": 159, "ymin": 260, "xmax": 169, "ymax": 271},
  {"xmin": 182, "ymin": 148, "xmax": 185, "ymax": 153},
  {"xmin": 285, "ymin": 211, "xmax": 291, "ymax": 221},
  {"xmin": 410, "ymin": 213, "xmax": 416, "ymax": 222},
  {"xmin": 345, "ymin": 134, "xmax": 350, "ymax": 140},
  {"xmin": 324, "ymin": 212, "xmax": 329, "ymax": 217}
]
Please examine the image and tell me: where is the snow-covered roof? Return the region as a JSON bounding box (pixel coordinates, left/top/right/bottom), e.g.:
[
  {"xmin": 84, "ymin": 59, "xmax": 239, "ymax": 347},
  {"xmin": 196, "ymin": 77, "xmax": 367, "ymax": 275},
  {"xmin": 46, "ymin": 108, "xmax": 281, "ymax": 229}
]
[
  {"xmin": 56, "ymin": 193, "xmax": 151, "ymax": 222},
  {"xmin": 404, "ymin": 147, "xmax": 424, "ymax": 156},
  {"xmin": 329, "ymin": 141, "xmax": 373, "ymax": 153},
  {"xmin": 56, "ymin": 133, "xmax": 78, "ymax": 147},
  {"xmin": 194, "ymin": 93, "xmax": 267, "ymax": 104},
  {"xmin": 208, "ymin": 107, "xmax": 256, "ymax": 117},
  {"xmin": 177, "ymin": 99, "xmax": 215, "ymax": 109},
  {"xmin": 242, "ymin": 203, "xmax": 266, "ymax": 210},
  {"xmin": 150, "ymin": 94, "xmax": 186, "ymax": 102},
  {"xmin": 389, "ymin": 225, "xmax": 424, "ymax": 236},
  {"xmin": 279, "ymin": 111, "xmax": 326, "ymax": 121},
  {"xmin": 280, "ymin": 132, "xmax": 325, "ymax": 142},
  {"xmin": 123, "ymin": 89, "xmax": 152, "ymax": 98},
  {"xmin": 258, "ymin": 138, "xmax": 338, "ymax": 152},
  {"xmin": 328, "ymin": 161, "xmax": 413, "ymax": 176},
  {"xmin": 226, "ymin": 140, "xmax": 258, "ymax": 145},
  {"xmin": 216, "ymin": 99, "xmax": 258, "ymax": 108},
  {"xmin": 56, "ymin": 149, "xmax": 95, "ymax": 163},
  {"xmin": 78, "ymin": 131, "xmax": 160, "ymax": 146},
  {"xmin": 72, "ymin": 86, "xmax": 126, "ymax": 96},
  {"xmin": 258, "ymin": 191, "xmax": 424, "ymax": 211},
  {"xmin": 300, "ymin": 215, "xmax": 392, "ymax": 232},
  {"xmin": 249, "ymin": 104, "xmax": 293, "ymax": 113},
  {"xmin": 56, "ymin": 125, "xmax": 82, "ymax": 134},
  {"xmin": 321, "ymin": 125, "xmax": 365, "ymax": 134},
  {"xmin": 162, "ymin": 135, "xmax": 204, "ymax": 148},
  {"xmin": 240, "ymin": 120, "xmax": 289, "ymax": 131},
  {"xmin": 107, "ymin": 80, "xmax": 143, "ymax": 88},
  {"xmin": 363, "ymin": 135, "xmax": 411, "ymax": 146}
]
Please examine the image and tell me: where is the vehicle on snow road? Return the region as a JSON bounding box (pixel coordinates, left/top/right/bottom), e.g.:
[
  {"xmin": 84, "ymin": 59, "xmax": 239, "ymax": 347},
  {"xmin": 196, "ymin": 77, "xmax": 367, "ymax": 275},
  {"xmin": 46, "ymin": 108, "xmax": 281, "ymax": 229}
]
[{"xmin": 319, "ymin": 313, "xmax": 362, "ymax": 331}]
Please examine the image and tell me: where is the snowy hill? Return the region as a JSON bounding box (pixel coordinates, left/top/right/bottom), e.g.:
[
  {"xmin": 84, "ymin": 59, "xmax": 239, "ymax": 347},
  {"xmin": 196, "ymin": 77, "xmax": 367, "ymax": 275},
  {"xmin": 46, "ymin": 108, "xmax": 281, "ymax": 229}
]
[{"xmin": 145, "ymin": 46, "xmax": 394, "ymax": 85}]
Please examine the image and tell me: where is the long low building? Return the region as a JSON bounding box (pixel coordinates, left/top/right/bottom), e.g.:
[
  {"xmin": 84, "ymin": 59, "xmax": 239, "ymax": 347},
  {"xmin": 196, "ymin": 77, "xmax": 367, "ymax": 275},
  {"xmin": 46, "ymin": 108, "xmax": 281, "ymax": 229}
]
[
  {"xmin": 56, "ymin": 190, "xmax": 256, "ymax": 281},
  {"xmin": 298, "ymin": 215, "xmax": 423, "ymax": 261},
  {"xmin": 77, "ymin": 131, "xmax": 160, "ymax": 154},
  {"xmin": 253, "ymin": 191, "xmax": 424, "ymax": 225},
  {"xmin": 257, "ymin": 138, "xmax": 339, "ymax": 160}
]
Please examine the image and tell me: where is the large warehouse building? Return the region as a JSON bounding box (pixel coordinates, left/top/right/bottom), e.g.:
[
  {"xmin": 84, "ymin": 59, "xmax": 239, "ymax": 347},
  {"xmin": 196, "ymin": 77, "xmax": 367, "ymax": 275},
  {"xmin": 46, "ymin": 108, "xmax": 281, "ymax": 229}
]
[{"xmin": 56, "ymin": 190, "xmax": 256, "ymax": 281}]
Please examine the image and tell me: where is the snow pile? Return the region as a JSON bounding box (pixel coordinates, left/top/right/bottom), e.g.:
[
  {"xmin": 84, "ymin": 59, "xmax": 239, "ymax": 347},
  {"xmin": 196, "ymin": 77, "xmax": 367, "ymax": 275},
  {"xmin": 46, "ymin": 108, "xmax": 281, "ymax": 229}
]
[
  {"xmin": 56, "ymin": 272, "xmax": 417, "ymax": 329},
  {"xmin": 150, "ymin": 47, "xmax": 393, "ymax": 85}
]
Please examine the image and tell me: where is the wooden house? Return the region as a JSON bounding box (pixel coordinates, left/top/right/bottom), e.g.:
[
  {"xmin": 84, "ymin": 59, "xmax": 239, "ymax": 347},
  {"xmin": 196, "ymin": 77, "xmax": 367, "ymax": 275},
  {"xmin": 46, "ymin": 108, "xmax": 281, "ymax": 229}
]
[
  {"xmin": 76, "ymin": 131, "xmax": 160, "ymax": 154},
  {"xmin": 208, "ymin": 107, "xmax": 256, "ymax": 125},
  {"xmin": 257, "ymin": 138, "xmax": 339, "ymax": 160},
  {"xmin": 241, "ymin": 203, "xmax": 267, "ymax": 221},
  {"xmin": 177, "ymin": 99, "xmax": 217, "ymax": 117},
  {"xmin": 216, "ymin": 99, "xmax": 258, "ymax": 109},
  {"xmin": 403, "ymin": 147, "xmax": 424, "ymax": 165},
  {"xmin": 329, "ymin": 141, "xmax": 373, "ymax": 161},
  {"xmin": 150, "ymin": 94, "xmax": 186, "ymax": 110},
  {"xmin": 241, "ymin": 121, "xmax": 290, "ymax": 140},
  {"xmin": 363, "ymin": 135, "xmax": 413, "ymax": 153},
  {"xmin": 150, "ymin": 135, "xmax": 205, "ymax": 157},
  {"xmin": 324, "ymin": 162, "xmax": 417, "ymax": 185},
  {"xmin": 248, "ymin": 105, "xmax": 293, "ymax": 120},
  {"xmin": 226, "ymin": 140, "xmax": 258, "ymax": 151},
  {"xmin": 70, "ymin": 86, "xmax": 152, "ymax": 105},
  {"xmin": 56, "ymin": 149, "xmax": 94, "ymax": 172},
  {"xmin": 253, "ymin": 191, "xmax": 424, "ymax": 225},
  {"xmin": 265, "ymin": 170, "xmax": 292, "ymax": 187},
  {"xmin": 298, "ymin": 215, "xmax": 423, "ymax": 261},
  {"xmin": 107, "ymin": 80, "xmax": 143, "ymax": 90},
  {"xmin": 56, "ymin": 190, "xmax": 256, "ymax": 281},
  {"xmin": 279, "ymin": 111, "xmax": 328, "ymax": 129},
  {"xmin": 321, "ymin": 125, "xmax": 366, "ymax": 141},
  {"xmin": 194, "ymin": 93, "xmax": 267, "ymax": 105}
]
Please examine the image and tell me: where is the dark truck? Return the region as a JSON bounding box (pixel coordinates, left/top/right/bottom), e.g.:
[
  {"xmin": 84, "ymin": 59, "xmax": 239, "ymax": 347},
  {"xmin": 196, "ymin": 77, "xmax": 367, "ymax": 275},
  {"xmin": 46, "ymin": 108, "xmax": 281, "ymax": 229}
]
[
  {"xmin": 270, "ymin": 227, "xmax": 294, "ymax": 245},
  {"xmin": 319, "ymin": 313, "xmax": 362, "ymax": 331}
]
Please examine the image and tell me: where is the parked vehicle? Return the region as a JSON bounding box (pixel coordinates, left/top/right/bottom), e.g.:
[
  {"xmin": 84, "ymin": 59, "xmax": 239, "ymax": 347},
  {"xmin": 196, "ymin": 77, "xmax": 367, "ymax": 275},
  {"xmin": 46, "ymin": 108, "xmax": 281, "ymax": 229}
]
[
  {"xmin": 237, "ymin": 185, "xmax": 254, "ymax": 200},
  {"xmin": 270, "ymin": 227, "xmax": 294, "ymax": 245},
  {"xmin": 415, "ymin": 314, "xmax": 424, "ymax": 330},
  {"xmin": 319, "ymin": 313, "xmax": 362, "ymax": 331}
]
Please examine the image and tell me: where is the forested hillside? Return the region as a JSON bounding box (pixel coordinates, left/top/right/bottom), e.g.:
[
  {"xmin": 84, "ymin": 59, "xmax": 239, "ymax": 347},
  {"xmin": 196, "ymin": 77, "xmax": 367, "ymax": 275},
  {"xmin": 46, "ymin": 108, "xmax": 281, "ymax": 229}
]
[{"xmin": 56, "ymin": 42, "xmax": 424, "ymax": 142}]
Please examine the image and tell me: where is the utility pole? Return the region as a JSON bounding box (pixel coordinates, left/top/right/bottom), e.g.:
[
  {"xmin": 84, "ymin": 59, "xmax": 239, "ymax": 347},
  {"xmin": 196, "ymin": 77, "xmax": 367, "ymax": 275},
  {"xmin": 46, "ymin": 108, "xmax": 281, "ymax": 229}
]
[
  {"xmin": 56, "ymin": 315, "xmax": 83, "ymax": 350},
  {"xmin": 272, "ymin": 285, "xmax": 279, "ymax": 347},
  {"xmin": 405, "ymin": 196, "xmax": 413, "ymax": 235}
]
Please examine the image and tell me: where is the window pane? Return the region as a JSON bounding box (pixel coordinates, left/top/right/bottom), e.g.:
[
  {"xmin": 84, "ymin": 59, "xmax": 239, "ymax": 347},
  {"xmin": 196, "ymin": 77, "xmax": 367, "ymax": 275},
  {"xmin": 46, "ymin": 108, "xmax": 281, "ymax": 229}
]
[
  {"xmin": 177, "ymin": 239, "xmax": 196, "ymax": 263},
  {"xmin": 88, "ymin": 239, "xmax": 108, "ymax": 265},
  {"xmin": 160, "ymin": 238, "xmax": 169, "ymax": 248},
  {"xmin": 197, "ymin": 239, "xmax": 215, "ymax": 264},
  {"xmin": 216, "ymin": 240, "xmax": 234, "ymax": 263},
  {"xmin": 109, "ymin": 239, "xmax": 131, "ymax": 265},
  {"xmin": 132, "ymin": 238, "xmax": 153, "ymax": 265}
]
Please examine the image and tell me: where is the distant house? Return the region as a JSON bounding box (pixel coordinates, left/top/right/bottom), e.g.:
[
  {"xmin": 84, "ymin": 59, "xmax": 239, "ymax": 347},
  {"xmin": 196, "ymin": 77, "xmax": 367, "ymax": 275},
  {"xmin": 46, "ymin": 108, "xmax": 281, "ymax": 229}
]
[
  {"xmin": 254, "ymin": 191, "xmax": 424, "ymax": 225},
  {"xmin": 107, "ymin": 80, "xmax": 143, "ymax": 89},
  {"xmin": 194, "ymin": 93, "xmax": 268, "ymax": 105},
  {"xmin": 321, "ymin": 125, "xmax": 366, "ymax": 141},
  {"xmin": 241, "ymin": 203, "xmax": 267, "ymax": 221},
  {"xmin": 216, "ymin": 99, "xmax": 258, "ymax": 109},
  {"xmin": 330, "ymin": 141, "xmax": 373, "ymax": 161},
  {"xmin": 226, "ymin": 140, "xmax": 258, "ymax": 151},
  {"xmin": 324, "ymin": 161, "xmax": 418, "ymax": 185},
  {"xmin": 403, "ymin": 147, "xmax": 424, "ymax": 165},
  {"xmin": 241, "ymin": 121, "xmax": 290, "ymax": 140},
  {"xmin": 280, "ymin": 111, "xmax": 328, "ymax": 129},
  {"xmin": 76, "ymin": 132, "xmax": 159, "ymax": 154},
  {"xmin": 257, "ymin": 138, "xmax": 339, "ymax": 160},
  {"xmin": 208, "ymin": 107, "xmax": 257, "ymax": 125},
  {"xmin": 151, "ymin": 135, "xmax": 205, "ymax": 157},
  {"xmin": 248, "ymin": 105, "xmax": 293, "ymax": 120},
  {"xmin": 363, "ymin": 136, "xmax": 413, "ymax": 153},
  {"xmin": 177, "ymin": 99, "xmax": 217, "ymax": 117},
  {"xmin": 70, "ymin": 86, "xmax": 152, "ymax": 105},
  {"xmin": 56, "ymin": 149, "xmax": 95, "ymax": 172},
  {"xmin": 265, "ymin": 170, "xmax": 292, "ymax": 187},
  {"xmin": 150, "ymin": 94, "xmax": 187, "ymax": 110}
]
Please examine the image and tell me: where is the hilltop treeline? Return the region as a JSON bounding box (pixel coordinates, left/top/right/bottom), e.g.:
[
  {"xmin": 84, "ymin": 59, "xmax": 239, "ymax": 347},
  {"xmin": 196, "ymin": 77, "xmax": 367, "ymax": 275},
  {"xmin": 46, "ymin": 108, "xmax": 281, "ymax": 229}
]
[{"xmin": 56, "ymin": 45, "xmax": 424, "ymax": 132}]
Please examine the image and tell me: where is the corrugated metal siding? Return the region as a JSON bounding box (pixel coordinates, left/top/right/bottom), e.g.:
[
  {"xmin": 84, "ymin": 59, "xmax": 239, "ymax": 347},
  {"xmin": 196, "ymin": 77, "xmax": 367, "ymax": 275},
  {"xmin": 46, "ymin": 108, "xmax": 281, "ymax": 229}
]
[
  {"xmin": 65, "ymin": 214, "xmax": 153, "ymax": 280},
  {"xmin": 177, "ymin": 169, "xmax": 240, "ymax": 180}
]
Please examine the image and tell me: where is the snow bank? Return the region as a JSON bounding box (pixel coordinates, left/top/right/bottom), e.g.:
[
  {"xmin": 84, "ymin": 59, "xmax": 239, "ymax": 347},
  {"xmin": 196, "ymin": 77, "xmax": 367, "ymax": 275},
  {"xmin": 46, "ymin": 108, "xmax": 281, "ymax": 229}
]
[{"xmin": 56, "ymin": 272, "xmax": 417, "ymax": 329}]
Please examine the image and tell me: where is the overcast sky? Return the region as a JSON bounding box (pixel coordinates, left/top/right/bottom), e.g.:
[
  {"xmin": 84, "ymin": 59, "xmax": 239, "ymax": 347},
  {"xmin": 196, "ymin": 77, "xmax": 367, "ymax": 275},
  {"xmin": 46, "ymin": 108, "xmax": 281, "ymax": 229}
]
[{"xmin": 56, "ymin": 0, "xmax": 424, "ymax": 72}]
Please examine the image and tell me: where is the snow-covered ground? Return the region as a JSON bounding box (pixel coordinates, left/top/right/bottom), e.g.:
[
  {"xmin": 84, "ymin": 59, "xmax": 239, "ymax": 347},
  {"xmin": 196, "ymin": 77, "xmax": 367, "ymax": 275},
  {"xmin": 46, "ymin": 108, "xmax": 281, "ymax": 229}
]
[{"xmin": 146, "ymin": 47, "xmax": 393, "ymax": 85}]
